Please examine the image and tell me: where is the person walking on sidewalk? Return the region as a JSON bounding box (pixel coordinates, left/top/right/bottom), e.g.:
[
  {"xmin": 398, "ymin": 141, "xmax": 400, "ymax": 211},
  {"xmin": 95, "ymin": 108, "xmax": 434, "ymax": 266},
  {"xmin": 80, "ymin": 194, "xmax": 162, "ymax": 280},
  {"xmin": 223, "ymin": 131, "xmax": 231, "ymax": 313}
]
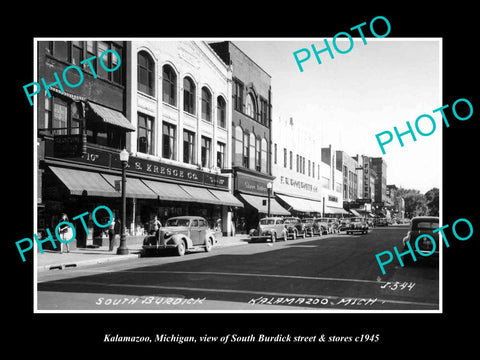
[
  {"xmin": 58, "ymin": 213, "xmax": 72, "ymax": 254},
  {"xmin": 108, "ymin": 216, "xmax": 118, "ymax": 252}
]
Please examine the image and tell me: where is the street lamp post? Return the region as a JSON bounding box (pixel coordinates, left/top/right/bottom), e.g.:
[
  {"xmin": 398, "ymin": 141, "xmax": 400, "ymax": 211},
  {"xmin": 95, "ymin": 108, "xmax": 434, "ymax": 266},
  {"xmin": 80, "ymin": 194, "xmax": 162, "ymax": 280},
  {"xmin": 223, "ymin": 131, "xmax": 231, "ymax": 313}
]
[
  {"xmin": 267, "ymin": 182, "xmax": 272, "ymax": 217},
  {"xmin": 117, "ymin": 148, "xmax": 129, "ymax": 255}
]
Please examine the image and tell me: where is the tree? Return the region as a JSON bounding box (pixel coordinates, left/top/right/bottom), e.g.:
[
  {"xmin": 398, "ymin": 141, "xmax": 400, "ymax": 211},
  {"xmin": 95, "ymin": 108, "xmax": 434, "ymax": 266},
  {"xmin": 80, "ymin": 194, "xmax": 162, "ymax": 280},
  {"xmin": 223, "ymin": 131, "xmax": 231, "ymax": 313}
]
[
  {"xmin": 425, "ymin": 187, "xmax": 439, "ymax": 216},
  {"xmin": 396, "ymin": 187, "xmax": 428, "ymax": 218}
]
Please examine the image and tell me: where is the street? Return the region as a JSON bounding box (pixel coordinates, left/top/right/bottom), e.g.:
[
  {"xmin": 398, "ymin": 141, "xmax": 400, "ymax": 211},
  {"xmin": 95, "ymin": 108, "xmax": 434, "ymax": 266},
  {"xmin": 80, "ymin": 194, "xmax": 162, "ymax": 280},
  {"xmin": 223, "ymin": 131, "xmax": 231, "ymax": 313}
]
[{"xmin": 37, "ymin": 225, "xmax": 439, "ymax": 311}]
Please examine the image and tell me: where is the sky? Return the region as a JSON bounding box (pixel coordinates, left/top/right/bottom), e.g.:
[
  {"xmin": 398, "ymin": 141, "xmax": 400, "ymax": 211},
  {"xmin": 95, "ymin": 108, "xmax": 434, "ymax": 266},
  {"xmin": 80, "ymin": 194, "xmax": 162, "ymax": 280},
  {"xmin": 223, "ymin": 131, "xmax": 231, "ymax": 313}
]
[{"xmin": 231, "ymin": 39, "xmax": 441, "ymax": 194}]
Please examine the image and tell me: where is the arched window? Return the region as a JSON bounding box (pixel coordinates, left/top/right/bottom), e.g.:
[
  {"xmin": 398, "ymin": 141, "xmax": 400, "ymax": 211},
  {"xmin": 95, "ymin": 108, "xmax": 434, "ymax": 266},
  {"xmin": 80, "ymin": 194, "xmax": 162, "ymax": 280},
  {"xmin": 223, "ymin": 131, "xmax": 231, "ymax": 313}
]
[
  {"xmin": 245, "ymin": 93, "xmax": 256, "ymax": 119},
  {"xmin": 217, "ymin": 96, "xmax": 226, "ymax": 128},
  {"xmin": 138, "ymin": 51, "xmax": 155, "ymax": 96},
  {"xmin": 162, "ymin": 64, "xmax": 177, "ymax": 106},
  {"xmin": 201, "ymin": 87, "xmax": 212, "ymax": 122},
  {"xmin": 183, "ymin": 77, "xmax": 196, "ymax": 115}
]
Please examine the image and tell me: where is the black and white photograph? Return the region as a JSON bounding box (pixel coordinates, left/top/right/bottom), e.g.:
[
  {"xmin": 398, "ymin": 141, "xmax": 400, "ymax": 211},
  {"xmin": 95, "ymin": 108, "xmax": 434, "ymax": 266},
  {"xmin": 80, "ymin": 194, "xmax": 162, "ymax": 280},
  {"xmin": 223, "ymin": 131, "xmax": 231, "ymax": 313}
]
[
  {"xmin": 33, "ymin": 37, "xmax": 442, "ymax": 313},
  {"xmin": 6, "ymin": 4, "xmax": 478, "ymax": 353}
]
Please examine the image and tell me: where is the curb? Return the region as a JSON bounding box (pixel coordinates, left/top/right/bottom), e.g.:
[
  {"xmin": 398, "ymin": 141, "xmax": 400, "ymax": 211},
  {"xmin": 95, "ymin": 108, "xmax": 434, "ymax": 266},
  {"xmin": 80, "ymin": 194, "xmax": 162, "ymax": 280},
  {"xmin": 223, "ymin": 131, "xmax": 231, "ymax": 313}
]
[{"xmin": 37, "ymin": 239, "xmax": 250, "ymax": 272}]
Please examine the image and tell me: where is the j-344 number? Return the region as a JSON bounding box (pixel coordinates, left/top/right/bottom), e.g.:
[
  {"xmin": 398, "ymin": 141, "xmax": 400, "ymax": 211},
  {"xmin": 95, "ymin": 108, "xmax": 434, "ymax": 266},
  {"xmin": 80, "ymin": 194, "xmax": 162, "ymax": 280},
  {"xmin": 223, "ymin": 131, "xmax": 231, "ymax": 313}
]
[{"xmin": 380, "ymin": 281, "xmax": 415, "ymax": 291}]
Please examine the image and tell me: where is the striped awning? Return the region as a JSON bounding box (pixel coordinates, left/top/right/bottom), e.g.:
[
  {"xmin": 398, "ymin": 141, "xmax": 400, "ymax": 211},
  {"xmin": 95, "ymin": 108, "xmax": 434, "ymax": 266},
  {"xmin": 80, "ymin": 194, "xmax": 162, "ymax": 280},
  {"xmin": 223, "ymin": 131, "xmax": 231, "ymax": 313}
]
[{"xmin": 87, "ymin": 101, "xmax": 136, "ymax": 131}]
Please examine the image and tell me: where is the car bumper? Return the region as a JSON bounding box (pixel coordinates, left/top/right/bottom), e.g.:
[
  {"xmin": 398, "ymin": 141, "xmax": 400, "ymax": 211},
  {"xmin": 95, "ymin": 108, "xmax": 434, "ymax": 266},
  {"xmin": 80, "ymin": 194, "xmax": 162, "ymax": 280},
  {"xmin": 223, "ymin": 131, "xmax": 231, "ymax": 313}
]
[{"xmin": 142, "ymin": 244, "xmax": 175, "ymax": 250}]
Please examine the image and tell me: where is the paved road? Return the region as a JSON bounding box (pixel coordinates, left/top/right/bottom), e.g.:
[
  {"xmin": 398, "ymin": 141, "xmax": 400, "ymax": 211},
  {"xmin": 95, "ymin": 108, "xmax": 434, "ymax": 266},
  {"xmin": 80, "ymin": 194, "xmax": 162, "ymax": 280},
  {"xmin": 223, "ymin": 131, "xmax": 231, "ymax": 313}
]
[{"xmin": 37, "ymin": 226, "xmax": 439, "ymax": 311}]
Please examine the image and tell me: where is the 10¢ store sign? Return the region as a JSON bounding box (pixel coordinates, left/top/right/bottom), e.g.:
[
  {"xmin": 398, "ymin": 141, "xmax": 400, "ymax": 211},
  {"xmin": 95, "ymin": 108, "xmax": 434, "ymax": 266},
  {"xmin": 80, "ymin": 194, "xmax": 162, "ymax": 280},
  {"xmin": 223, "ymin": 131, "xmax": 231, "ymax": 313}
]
[{"xmin": 47, "ymin": 141, "xmax": 228, "ymax": 189}]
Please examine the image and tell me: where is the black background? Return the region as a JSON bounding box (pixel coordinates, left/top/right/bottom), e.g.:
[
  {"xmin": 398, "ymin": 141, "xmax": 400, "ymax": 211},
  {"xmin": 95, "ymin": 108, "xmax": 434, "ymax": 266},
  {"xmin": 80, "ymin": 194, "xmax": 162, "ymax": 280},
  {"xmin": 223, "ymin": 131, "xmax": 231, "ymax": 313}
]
[{"xmin": 6, "ymin": 3, "xmax": 478, "ymax": 355}]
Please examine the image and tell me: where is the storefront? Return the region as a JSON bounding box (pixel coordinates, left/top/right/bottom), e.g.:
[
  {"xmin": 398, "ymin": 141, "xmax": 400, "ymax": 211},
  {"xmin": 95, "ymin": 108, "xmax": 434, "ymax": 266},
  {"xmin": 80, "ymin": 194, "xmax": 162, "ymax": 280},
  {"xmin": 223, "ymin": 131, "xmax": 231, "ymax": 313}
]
[
  {"xmin": 232, "ymin": 170, "xmax": 289, "ymax": 234},
  {"xmin": 39, "ymin": 137, "xmax": 242, "ymax": 247}
]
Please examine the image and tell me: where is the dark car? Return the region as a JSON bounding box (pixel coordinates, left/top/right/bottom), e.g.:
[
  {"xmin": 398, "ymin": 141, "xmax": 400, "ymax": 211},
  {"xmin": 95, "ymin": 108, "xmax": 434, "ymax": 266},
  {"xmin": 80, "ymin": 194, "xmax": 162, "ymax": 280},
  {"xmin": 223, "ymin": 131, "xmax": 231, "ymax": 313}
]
[
  {"xmin": 142, "ymin": 216, "xmax": 216, "ymax": 256},
  {"xmin": 346, "ymin": 217, "xmax": 369, "ymax": 234},
  {"xmin": 402, "ymin": 216, "xmax": 439, "ymax": 259},
  {"xmin": 284, "ymin": 217, "xmax": 306, "ymax": 239},
  {"xmin": 375, "ymin": 217, "xmax": 389, "ymax": 227}
]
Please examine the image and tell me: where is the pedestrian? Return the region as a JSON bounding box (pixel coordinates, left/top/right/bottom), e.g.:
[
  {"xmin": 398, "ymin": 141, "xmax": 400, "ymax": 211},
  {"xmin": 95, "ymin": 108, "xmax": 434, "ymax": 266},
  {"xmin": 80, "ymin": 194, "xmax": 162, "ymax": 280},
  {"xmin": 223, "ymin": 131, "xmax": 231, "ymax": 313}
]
[
  {"xmin": 108, "ymin": 216, "xmax": 117, "ymax": 251},
  {"xmin": 151, "ymin": 215, "xmax": 162, "ymax": 239},
  {"xmin": 57, "ymin": 213, "xmax": 72, "ymax": 254}
]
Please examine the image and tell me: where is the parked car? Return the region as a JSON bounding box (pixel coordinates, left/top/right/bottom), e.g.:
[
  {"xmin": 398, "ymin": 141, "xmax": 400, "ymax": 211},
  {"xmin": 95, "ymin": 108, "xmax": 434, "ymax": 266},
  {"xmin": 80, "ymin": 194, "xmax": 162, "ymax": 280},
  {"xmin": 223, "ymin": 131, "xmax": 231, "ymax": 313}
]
[
  {"xmin": 375, "ymin": 217, "xmax": 389, "ymax": 227},
  {"xmin": 284, "ymin": 217, "xmax": 307, "ymax": 239},
  {"xmin": 315, "ymin": 217, "xmax": 335, "ymax": 234},
  {"xmin": 339, "ymin": 218, "xmax": 351, "ymax": 232},
  {"xmin": 302, "ymin": 217, "xmax": 320, "ymax": 236},
  {"xmin": 249, "ymin": 217, "xmax": 287, "ymax": 242},
  {"xmin": 402, "ymin": 216, "xmax": 439, "ymax": 260},
  {"xmin": 346, "ymin": 217, "xmax": 369, "ymax": 234},
  {"xmin": 142, "ymin": 216, "xmax": 216, "ymax": 256}
]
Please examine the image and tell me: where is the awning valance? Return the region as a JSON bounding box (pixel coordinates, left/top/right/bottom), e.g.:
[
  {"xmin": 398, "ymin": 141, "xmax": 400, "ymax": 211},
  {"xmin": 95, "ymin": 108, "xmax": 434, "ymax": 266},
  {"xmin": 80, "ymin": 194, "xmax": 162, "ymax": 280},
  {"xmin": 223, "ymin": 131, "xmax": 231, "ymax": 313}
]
[
  {"xmin": 142, "ymin": 180, "xmax": 193, "ymax": 202},
  {"xmin": 276, "ymin": 194, "xmax": 322, "ymax": 213},
  {"xmin": 209, "ymin": 189, "xmax": 244, "ymax": 207},
  {"xmin": 349, "ymin": 209, "xmax": 361, "ymax": 216},
  {"xmin": 180, "ymin": 185, "xmax": 224, "ymax": 205},
  {"xmin": 325, "ymin": 206, "xmax": 349, "ymax": 215},
  {"xmin": 49, "ymin": 166, "xmax": 118, "ymax": 197},
  {"xmin": 101, "ymin": 173, "xmax": 157, "ymax": 199},
  {"xmin": 87, "ymin": 101, "xmax": 136, "ymax": 131},
  {"xmin": 238, "ymin": 193, "xmax": 290, "ymax": 216}
]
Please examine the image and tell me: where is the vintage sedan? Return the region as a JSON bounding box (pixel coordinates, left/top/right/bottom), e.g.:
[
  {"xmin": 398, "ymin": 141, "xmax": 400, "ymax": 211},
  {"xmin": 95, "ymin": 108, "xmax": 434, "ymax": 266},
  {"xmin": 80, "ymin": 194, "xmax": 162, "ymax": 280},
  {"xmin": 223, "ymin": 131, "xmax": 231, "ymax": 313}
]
[
  {"xmin": 402, "ymin": 216, "xmax": 439, "ymax": 260},
  {"xmin": 142, "ymin": 216, "xmax": 216, "ymax": 256},
  {"xmin": 249, "ymin": 217, "xmax": 287, "ymax": 242},
  {"xmin": 346, "ymin": 217, "xmax": 369, "ymax": 234},
  {"xmin": 301, "ymin": 218, "xmax": 318, "ymax": 236},
  {"xmin": 284, "ymin": 217, "xmax": 307, "ymax": 239},
  {"xmin": 315, "ymin": 217, "xmax": 335, "ymax": 235}
]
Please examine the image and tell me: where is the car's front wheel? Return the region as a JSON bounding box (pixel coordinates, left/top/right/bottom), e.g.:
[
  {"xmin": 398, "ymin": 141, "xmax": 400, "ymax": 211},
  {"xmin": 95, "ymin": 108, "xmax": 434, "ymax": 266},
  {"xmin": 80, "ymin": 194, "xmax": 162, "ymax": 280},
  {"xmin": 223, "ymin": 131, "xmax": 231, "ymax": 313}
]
[
  {"xmin": 176, "ymin": 241, "xmax": 186, "ymax": 256},
  {"xmin": 204, "ymin": 238, "xmax": 213, "ymax": 252}
]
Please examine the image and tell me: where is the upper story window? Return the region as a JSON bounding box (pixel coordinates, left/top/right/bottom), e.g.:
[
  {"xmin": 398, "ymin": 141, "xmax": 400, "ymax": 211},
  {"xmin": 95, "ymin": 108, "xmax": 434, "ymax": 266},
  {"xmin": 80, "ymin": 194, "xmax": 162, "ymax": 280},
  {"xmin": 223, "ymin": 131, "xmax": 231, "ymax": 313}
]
[
  {"xmin": 217, "ymin": 96, "xmax": 226, "ymax": 128},
  {"xmin": 162, "ymin": 122, "xmax": 177, "ymax": 160},
  {"xmin": 162, "ymin": 64, "xmax": 177, "ymax": 106},
  {"xmin": 260, "ymin": 98, "xmax": 268, "ymax": 125},
  {"xmin": 201, "ymin": 87, "xmax": 212, "ymax": 122},
  {"xmin": 137, "ymin": 113, "xmax": 154, "ymax": 155},
  {"xmin": 233, "ymin": 79, "xmax": 243, "ymax": 112},
  {"xmin": 47, "ymin": 41, "xmax": 123, "ymax": 85},
  {"xmin": 245, "ymin": 93, "xmax": 256, "ymax": 119},
  {"xmin": 138, "ymin": 51, "xmax": 155, "ymax": 96},
  {"xmin": 183, "ymin": 77, "xmax": 196, "ymax": 115}
]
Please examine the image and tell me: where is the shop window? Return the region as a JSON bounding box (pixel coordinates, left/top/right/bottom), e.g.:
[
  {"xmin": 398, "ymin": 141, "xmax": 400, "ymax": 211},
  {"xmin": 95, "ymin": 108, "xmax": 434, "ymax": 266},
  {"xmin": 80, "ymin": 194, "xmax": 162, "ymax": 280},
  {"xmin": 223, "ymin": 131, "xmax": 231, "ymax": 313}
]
[
  {"xmin": 162, "ymin": 64, "xmax": 177, "ymax": 106},
  {"xmin": 201, "ymin": 87, "xmax": 212, "ymax": 122},
  {"xmin": 183, "ymin": 77, "xmax": 196, "ymax": 115},
  {"xmin": 138, "ymin": 51, "xmax": 155, "ymax": 96}
]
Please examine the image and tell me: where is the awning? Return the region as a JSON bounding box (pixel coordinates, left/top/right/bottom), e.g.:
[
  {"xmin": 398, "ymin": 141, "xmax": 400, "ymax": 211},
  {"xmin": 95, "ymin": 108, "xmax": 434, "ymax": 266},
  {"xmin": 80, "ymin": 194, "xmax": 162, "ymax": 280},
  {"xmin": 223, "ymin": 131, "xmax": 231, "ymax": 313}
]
[
  {"xmin": 101, "ymin": 174, "xmax": 157, "ymax": 199},
  {"xmin": 208, "ymin": 189, "xmax": 244, "ymax": 207},
  {"xmin": 142, "ymin": 180, "xmax": 193, "ymax": 202},
  {"xmin": 276, "ymin": 193, "xmax": 322, "ymax": 213},
  {"xmin": 180, "ymin": 185, "xmax": 224, "ymax": 205},
  {"xmin": 238, "ymin": 193, "xmax": 290, "ymax": 216},
  {"xmin": 87, "ymin": 101, "xmax": 136, "ymax": 131},
  {"xmin": 349, "ymin": 209, "xmax": 361, "ymax": 216},
  {"xmin": 49, "ymin": 166, "xmax": 118, "ymax": 197},
  {"xmin": 325, "ymin": 206, "xmax": 349, "ymax": 215}
]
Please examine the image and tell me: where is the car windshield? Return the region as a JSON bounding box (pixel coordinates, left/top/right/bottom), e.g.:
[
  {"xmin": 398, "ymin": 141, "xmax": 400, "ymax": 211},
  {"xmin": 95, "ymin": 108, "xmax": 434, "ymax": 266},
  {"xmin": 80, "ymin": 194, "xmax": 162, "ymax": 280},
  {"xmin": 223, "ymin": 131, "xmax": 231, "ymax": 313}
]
[
  {"xmin": 165, "ymin": 218, "xmax": 191, "ymax": 227},
  {"xmin": 413, "ymin": 221, "xmax": 438, "ymax": 231},
  {"xmin": 260, "ymin": 219, "xmax": 275, "ymax": 225}
]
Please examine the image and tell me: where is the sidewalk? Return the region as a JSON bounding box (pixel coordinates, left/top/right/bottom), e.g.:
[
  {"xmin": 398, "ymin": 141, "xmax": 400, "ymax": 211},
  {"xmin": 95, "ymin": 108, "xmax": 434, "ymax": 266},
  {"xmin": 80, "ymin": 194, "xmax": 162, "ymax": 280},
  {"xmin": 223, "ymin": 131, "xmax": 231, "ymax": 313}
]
[{"xmin": 36, "ymin": 234, "xmax": 250, "ymax": 272}]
